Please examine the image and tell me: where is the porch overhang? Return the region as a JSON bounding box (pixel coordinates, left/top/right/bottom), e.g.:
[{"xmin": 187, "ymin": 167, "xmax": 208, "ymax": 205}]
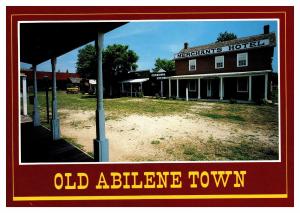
[
  {"xmin": 168, "ymin": 70, "xmax": 272, "ymax": 80},
  {"xmin": 20, "ymin": 22, "xmax": 126, "ymax": 65}
]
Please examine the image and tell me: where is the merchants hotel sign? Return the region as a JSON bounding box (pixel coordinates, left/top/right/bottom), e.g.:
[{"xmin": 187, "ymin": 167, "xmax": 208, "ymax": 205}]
[{"xmin": 175, "ymin": 39, "xmax": 270, "ymax": 59}]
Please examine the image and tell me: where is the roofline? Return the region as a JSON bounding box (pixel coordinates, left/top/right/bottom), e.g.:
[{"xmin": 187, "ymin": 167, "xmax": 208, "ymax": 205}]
[
  {"xmin": 184, "ymin": 32, "xmax": 276, "ymax": 51},
  {"xmin": 168, "ymin": 70, "xmax": 272, "ymax": 79},
  {"xmin": 174, "ymin": 32, "xmax": 276, "ymax": 60}
]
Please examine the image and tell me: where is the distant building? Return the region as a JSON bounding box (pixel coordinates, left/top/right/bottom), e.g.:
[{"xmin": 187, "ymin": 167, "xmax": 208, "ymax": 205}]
[
  {"xmin": 169, "ymin": 25, "xmax": 276, "ymax": 102},
  {"xmin": 119, "ymin": 69, "xmax": 175, "ymax": 97},
  {"xmin": 119, "ymin": 69, "xmax": 151, "ymax": 97},
  {"xmin": 21, "ymin": 69, "xmax": 81, "ymax": 90}
]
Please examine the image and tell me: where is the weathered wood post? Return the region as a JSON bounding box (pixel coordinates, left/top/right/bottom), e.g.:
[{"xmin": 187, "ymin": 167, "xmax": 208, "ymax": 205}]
[
  {"xmin": 248, "ymin": 75, "xmax": 252, "ymax": 101},
  {"xmin": 160, "ymin": 80, "xmax": 163, "ymax": 97},
  {"xmin": 94, "ymin": 32, "xmax": 109, "ymax": 162},
  {"xmin": 264, "ymin": 73, "xmax": 268, "ymax": 101},
  {"xmin": 219, "ymin": 77, "xmax": 224, "ymax": 100},
  {"xmin": 186, "ymin": 86, "xmax": 188, "ymax": 101},
  {"xmin": 32, "ymin": 64, "xmax": 40, "ymax": 126},
  {"xmin": 44, "ymin": 76, "xmax": 50, "ymax": 123},
  {"xmin": 168, "ymin": 78, "xmax": 171, "ymax": 98},
  {"xmin": 21, "ymin": 74, "xmax": 27, "ymax": 115},
  {"xmin": 51, "ymin": 57, "xmax": 61, "ymax": 140},
  {"xmin": 197, "ymin": 78, "xmax": 201, "ymax": 100},
  {"xmin": 176, "ymin": 79, "xmax": 179, "ymax": 98}
]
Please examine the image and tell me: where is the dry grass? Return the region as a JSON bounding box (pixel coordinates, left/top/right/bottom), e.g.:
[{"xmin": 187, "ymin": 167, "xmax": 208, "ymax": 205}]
[{"xmin": 28, "ymin": 91, "xmax": 279, "ymax": 161}]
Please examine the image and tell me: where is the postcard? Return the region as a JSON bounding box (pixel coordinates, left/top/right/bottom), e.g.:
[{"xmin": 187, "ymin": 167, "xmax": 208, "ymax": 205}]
[{"xmin": 6, "ymin": 6, "xmax": 294, "ymax": 207}]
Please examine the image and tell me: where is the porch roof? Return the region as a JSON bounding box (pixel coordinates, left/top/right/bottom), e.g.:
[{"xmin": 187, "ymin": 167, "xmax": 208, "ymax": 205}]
[
  {"xmin": 168, "ymin": 70, "xmax": 272, "ymax": 80},
  {"xmin": 120, "ymin": 78, "xmax": 149, "ymax": 84},
  {"xmin": 20, "ymin": 22, "xmax": 126, "ymax": 65}
]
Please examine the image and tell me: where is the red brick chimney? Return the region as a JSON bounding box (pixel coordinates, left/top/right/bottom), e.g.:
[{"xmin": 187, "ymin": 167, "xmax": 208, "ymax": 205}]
[
  {"xmin": 184, "ymin": 42, "xmax": 189, "ymax": 49},
  {"xmin": 264, "ymin": 25, "xmax": 270, "ymax": 34}
]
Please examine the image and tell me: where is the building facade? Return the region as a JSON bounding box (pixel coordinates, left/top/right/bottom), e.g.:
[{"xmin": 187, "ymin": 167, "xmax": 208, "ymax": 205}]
[
  {"xmin": 21, "ymin": 69, "xmax": 81, "ymax": 90},
  {"xmin": 168, "ymin": 25, "xmax": 276, "ymax": 102}
]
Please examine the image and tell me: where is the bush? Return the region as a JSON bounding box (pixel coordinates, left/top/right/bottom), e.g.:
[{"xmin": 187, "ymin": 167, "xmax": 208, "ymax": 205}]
[
  {"xmin": 151, "ymin": 140, "xmax": 160, "ymax": 145},
  {"xmin": 137, "ymin": 92, "xmax": 144, "ymax": 98}
]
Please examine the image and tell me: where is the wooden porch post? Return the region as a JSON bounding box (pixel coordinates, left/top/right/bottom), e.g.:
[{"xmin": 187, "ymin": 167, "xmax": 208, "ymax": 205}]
[
  {"xmin": 51, "ymin": 57, "xmax": 61, "ymax": 140},
  {"xmin": 248, "ymin": 75, "xmax": 252, "ymax": 101},
  {"xmin": 94, "ymin": 32, "xmax": 109, "ymax": 162},
  {"xmin": 161, "ymin": 80, "xmax": 164, "ymax": 97},
  {"xmin": 21, "ymin": 75, "xmax": 28, "ymax": 116},
  {"xmin": 219, "ymin": 77, "xmax": 224, "ymax": 100},
  {"xmin": 197, "ymin": 78, "xmax": 201, "ymax": 99},
  {"xmin": 264, "ymin": 73, "xmax": 268, "ymax": 101},
  {"xmin": 32, "ymin": 64, "xmax": 40, "ymax": 126},
  {"xmin": 176, "ymin": 79, "xmax": 179, "ymax": 98},
  {"xmin": 186, "ymin": 86, "xmax": 189, "ymax": 101},
  {"xmin": 168, "ymin": 78, "xmax": 171, "ymax": 98}
]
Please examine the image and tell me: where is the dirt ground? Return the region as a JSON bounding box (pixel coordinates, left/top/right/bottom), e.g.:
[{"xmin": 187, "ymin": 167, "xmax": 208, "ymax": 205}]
[{"xmin": 59, "ymin": 103, "xmax": 278, "ymax": 162}]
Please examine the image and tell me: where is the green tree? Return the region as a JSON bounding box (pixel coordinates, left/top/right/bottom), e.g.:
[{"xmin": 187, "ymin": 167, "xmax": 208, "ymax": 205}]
[
  {"xmin": 76, "ymin": 44, "xmax": 97, "ymax": 78},
  {"xmin": 103, "ymin": 44, "xmax": 139, "ymax": 97},
  {"xmin": 216, "ymin": 31, "xmax": 237, "ymax": 43},
  {"xmin": 76, "ymin": 43, "xmax": 139, "ymax": 97},
  {"xmin": 103, "ymin": 44, "xmax": 139, "ymax": 80},
  {"xmin": 153, "ymin": 58, "xmax": 175, "ymax": 73}
]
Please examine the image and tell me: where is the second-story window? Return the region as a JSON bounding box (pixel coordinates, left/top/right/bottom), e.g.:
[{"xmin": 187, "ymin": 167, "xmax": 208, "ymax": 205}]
[
  {"xmin": 215, "ymin": 55, "xmax": 224, "ymax": 69},
  {"xmin": 237, "ymin": 52, "xmax": 248, "ymax": 67},
  {"xmin": 189, "ymin": 59, "xmax": 196, "ymax": 71}
]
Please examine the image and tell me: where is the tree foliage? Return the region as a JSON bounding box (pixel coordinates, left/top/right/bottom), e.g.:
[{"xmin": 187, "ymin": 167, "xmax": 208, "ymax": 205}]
[
  {"xmin": 153, "ymin": 58, "xmax": 175, "ymax": 73},
  {"xmin": 76, "ymin": 44, "xmax": 97, "ymax": 78},
  {"xmin": 76, "ymin": 44, "xmax": 138, "ymax": 79},
  {"xmin": 216, "ymin": 31, "xmax": 237, "ymax": 43},
  {"xmin": 76, "ymin": 43, "xmax": 139, "ymax": 96},
  {"xmin": 103, "ymin": 44, "xmax": 139, "ymax": 80}
]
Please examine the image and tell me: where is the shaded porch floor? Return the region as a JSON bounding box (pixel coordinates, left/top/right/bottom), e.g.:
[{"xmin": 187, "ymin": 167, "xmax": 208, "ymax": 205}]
[{"xmin": 21, "ymin": 121, "xmax": 94, "ymax": 163}]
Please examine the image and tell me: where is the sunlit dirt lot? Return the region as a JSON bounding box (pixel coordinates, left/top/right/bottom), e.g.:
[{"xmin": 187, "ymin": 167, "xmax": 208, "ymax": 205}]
[{"xmin": 31, "ymin": 92, "xmax": 279, "ymax": 162}]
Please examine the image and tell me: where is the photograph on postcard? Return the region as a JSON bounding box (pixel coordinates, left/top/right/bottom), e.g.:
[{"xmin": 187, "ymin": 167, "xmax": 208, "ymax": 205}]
[
  {"xmin": 7, "ymin": 7, "xmax": 293, "ymax": 207},
  {"xmin": 19, "ymin": 20, "xmax": 279, "ymax": 163}
]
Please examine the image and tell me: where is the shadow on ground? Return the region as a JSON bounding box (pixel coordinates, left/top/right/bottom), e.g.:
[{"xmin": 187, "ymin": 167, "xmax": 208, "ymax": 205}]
[{"xmin": 21, "ymin": 122, "xmax": 94, "ymax": 163}]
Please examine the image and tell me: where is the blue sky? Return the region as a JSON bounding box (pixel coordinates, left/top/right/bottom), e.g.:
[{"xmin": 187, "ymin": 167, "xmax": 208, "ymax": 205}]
[{"xmin": 21, "ymin": 20, "xmax": 278, "ymax": 72}]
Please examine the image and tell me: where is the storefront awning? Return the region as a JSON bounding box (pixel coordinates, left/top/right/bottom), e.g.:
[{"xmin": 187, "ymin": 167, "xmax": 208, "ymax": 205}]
[{"xmin": 120, "ymin": 78, "xmax": 149, "ymax": 84}]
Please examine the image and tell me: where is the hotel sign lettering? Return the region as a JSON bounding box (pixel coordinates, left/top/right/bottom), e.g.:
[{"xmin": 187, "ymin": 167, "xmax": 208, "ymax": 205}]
[
  {"xmin": 151, "ymin": 72, "xmax": 169, "ymax": 80},
  {"xmin": 175, "ymin": 39, "xmax": 270, "ymax": 59}
]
